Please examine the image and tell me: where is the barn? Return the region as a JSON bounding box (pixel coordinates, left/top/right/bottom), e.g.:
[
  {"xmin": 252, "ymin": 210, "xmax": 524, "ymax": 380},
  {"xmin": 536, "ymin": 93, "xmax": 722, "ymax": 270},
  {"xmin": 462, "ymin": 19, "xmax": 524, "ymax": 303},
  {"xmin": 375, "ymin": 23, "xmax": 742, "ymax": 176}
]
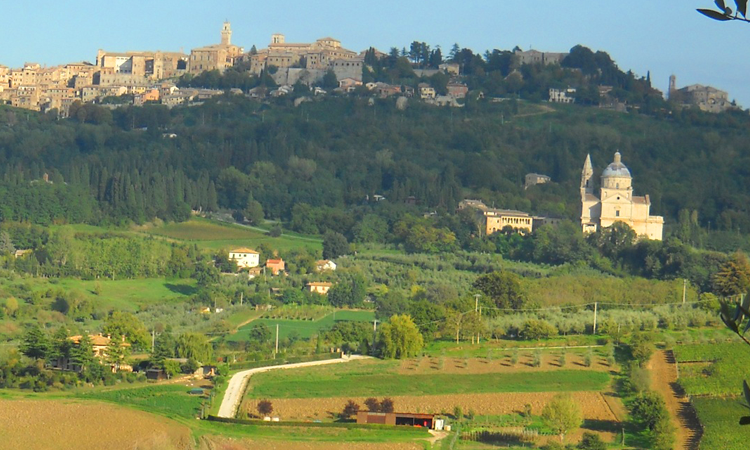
[{"xmin": 356, "ymin": 411, "xmax": 437, "ymax": 429}]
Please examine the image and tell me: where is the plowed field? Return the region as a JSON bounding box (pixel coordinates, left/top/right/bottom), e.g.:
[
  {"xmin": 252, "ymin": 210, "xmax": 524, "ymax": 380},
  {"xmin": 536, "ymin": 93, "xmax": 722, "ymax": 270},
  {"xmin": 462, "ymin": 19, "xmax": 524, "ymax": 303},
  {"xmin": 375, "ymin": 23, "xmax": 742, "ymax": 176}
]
[
  {"xmin": 0, "ymin": 399, "xmax": 192, "ymax": 450},
  {"xmin": 243, "ymin": 391, "xmax": 618, "ymax": 422}
]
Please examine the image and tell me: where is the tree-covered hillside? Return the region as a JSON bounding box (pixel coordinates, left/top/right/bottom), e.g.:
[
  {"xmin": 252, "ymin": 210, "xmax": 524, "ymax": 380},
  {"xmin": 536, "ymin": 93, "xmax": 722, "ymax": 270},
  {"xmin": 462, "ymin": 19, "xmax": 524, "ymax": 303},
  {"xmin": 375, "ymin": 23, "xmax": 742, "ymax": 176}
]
[{"xmin": 3, "ymin": 93, "xmax": 750, "ymax": 237}]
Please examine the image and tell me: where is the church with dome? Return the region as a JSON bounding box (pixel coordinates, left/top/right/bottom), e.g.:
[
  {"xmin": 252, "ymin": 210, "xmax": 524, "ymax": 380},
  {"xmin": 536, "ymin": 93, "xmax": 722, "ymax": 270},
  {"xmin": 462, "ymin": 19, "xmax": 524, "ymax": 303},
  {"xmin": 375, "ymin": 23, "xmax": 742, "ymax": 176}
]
[{"xmin": 580, "ymin": 152, "xmax": 664, "ymax": 240}]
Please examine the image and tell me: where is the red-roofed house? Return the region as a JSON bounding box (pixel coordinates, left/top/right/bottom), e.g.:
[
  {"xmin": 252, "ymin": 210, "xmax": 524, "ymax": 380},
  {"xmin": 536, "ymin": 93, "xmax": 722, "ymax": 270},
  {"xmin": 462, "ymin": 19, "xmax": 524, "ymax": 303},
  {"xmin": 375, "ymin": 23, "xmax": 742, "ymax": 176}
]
[{"xmin": 266, "ymin": 258, "xmax": 285, "ymax": 275}]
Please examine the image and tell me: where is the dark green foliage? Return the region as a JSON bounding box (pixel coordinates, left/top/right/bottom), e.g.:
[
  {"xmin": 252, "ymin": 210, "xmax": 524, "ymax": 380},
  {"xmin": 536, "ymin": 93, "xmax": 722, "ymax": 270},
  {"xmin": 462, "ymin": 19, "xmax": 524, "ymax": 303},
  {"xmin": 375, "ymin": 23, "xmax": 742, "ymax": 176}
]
[
  {"xmin": 21, "ymin": 325, "xmax": 50, "ymax": 360},
  {"xmin": 630, "ymin": 391, "xmax": 668, "ymax": 430},
  {"xmin": 473, "ymin": 271, "xmax": 528, "ymax": 312},
  {"xmin": 323, "ymin": 230, "xmax": 350, "ymax": 259},
  {"xmin": 577, "ymin": 432, "xmax": 606, "ymax": 450}
]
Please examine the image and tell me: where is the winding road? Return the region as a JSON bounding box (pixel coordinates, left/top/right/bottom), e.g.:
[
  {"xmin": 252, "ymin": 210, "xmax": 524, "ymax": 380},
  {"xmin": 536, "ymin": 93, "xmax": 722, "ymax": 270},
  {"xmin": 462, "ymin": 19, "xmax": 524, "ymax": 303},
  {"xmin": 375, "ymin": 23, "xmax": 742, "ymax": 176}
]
[{"xmin": 217, "ymin": 355, "xmax": 369, "ymax": 418}]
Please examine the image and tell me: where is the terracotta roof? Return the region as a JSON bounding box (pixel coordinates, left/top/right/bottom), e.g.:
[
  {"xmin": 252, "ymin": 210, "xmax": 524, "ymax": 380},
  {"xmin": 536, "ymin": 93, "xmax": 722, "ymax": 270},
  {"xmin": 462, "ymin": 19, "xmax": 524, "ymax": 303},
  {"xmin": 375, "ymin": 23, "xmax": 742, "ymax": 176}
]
[
  {"xmin": 69, "ymin": 334, "xmax": 130, "ymax": 347},
  {"xmin": 230, "ymin": 247, "xmax": 258, "ymax": 254},
  {"xmin": 266, "ymin": 259, "xmax": 284, "ymax": 264},
  {"xmin": 307, "ymin": 282, "xmax": 333, "ymax": 287},
  {"xmin": 633, "ymin": 196, "xmax": 649, "ymax": 205}
]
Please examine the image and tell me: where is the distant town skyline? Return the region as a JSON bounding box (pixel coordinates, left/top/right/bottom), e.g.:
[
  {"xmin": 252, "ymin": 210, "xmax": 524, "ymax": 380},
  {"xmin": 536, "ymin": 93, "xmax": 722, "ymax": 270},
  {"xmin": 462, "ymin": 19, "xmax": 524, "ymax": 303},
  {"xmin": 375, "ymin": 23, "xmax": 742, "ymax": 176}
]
[{"xmin": 2, "ymin": 1, "xmax": 749, "ymax": 105}]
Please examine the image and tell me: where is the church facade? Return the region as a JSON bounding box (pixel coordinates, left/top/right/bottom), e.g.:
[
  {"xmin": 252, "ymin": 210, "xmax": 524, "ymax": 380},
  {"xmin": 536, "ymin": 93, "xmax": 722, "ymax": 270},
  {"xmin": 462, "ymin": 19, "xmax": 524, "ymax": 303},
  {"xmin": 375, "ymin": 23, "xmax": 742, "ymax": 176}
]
[{"xmin": 580, "ymin": 152, "xmax": 664, "ymax": 240}]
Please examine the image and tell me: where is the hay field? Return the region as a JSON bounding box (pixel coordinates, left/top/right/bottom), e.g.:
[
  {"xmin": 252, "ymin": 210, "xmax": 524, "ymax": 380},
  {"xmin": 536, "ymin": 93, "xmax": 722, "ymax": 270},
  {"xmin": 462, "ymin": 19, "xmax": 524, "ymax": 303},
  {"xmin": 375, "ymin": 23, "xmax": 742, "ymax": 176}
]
[{"xmin": 0, "ymin": 399, "xmax": 192, "ymax": 450}]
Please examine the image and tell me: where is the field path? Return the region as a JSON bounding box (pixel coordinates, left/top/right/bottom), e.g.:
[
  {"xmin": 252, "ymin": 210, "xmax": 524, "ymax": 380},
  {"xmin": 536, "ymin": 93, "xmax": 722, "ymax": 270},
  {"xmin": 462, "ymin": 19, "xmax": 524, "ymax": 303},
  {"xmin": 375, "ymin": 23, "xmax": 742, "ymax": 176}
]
[
  {"xmin": 648, "ymin": 350, "xmax": 702, "ymax": 450},
  {"xmin": 217, "ymin": 354, "xmax": 370, "ymax": 418}
]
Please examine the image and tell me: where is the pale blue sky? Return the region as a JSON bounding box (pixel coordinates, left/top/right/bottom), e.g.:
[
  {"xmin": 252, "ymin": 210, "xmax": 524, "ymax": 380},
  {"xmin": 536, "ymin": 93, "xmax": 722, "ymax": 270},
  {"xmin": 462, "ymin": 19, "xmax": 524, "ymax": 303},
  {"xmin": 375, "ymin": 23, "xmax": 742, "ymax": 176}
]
[{"xmin": 2, "ymin": 1, "xmax": 749, "ymax": 105}]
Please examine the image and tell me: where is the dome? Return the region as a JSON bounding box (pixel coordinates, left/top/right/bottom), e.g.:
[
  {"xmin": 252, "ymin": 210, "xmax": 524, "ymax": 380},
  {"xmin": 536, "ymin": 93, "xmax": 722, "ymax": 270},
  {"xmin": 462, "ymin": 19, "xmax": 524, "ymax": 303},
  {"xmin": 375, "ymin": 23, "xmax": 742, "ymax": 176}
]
[{"xmin": 601, "ymin": 152, "xmax": 631, "ymax": 178}]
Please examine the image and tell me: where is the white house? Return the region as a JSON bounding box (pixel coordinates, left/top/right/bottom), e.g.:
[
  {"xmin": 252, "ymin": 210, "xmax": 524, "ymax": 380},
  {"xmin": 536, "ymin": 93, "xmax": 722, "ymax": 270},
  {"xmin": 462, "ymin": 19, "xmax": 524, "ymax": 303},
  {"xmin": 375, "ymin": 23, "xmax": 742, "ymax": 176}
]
[
  {"xmin": 316, "ymin": 259, "xmax": 337, "ymax": 272},
  {"xmin": 229, "ymin": 247, "xmax": 260, "ymax": 269}
]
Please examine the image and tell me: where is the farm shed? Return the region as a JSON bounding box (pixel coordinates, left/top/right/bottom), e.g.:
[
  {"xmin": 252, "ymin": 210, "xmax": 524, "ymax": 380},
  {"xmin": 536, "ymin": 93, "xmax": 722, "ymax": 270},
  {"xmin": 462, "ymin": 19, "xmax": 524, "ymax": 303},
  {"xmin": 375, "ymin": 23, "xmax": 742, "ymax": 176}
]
[{"xmin": 356, "ymin": 411, "xmax": 436, "ymax": 429}]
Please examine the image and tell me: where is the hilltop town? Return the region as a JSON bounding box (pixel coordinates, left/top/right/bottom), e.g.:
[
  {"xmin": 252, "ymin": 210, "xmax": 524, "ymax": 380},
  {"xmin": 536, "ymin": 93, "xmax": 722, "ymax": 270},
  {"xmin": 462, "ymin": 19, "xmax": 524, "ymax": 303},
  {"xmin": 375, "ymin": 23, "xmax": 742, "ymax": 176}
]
[
  {"xmin": 0, "ymin": 22, "xmax": 738, "ymax": 117},
  {"xmin": 4, "ymin": 18, "xmax": 750, "ymax": 450}
]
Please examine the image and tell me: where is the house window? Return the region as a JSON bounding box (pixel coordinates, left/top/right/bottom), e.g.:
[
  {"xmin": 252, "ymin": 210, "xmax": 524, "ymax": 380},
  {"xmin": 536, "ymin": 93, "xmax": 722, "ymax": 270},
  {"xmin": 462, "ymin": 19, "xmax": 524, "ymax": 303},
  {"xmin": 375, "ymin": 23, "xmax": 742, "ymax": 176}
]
[{"xmin": 615, "ymin": 210, "xmax": 620, "ymax": 217}]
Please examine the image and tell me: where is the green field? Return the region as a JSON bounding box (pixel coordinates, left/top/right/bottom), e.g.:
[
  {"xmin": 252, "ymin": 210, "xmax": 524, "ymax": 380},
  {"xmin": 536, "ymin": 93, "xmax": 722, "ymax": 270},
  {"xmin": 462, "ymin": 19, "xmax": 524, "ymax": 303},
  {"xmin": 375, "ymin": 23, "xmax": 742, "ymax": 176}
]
[
  {"xmin": 673, "ymin": 343, "xmax": 750, "ymax": 396},
  {"xmin": 227, "ymin": 310, "xmax": 375, "ymax": 342},
  {"xmin": 77, "ymin": 384, "xmax": 205, "ymax": 420},
  {"xmin": 0, "ymin": 276, "xmax": 195, "ymax": 312},
  {"xmin": 693, "ymin": 398, "xmax": 749, "ymax": 450},
  {"xmin": 142, "ymin": 217, "xmax": 322, "ymax": 252},
  {"xmin": 246, "ymin": 360, "xmax": 610, "ymax": 399}
]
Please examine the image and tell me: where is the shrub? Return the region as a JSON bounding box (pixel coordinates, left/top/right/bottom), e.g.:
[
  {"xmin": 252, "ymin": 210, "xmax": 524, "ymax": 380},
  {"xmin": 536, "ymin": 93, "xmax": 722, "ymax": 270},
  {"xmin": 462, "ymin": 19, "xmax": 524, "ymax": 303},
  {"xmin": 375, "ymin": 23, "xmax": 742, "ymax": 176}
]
[
  {"xmin": 453, "ymin": 405, "xmax": 463, "ymax": 420},
  {"xmin": 257, "ymin": 399, "xmax": 273, "ymax": 417},
  {"xmin": 380, "ymin": 397, "xmax": 394, "ymax": 413},
  {"xmin": 533, "ymin": 350, "xmax": 542, "ymax": 367},
  {"xmin": 341, "ymin": 400, "xmax": 360, "ymax": 419},
  {"xmin": 631, "ymin": 391, "xmax": 667, "ymax": 430},
  {"xmin": 630, "ymin": 333, "xmax": 655, "ymax": 366},
  {"xmin": 364, "ymin": 397, "xmax": 380, "ymax": 412},
  {"xmin": 578, "ymin": 431, "xmax": 606, "ymax": 450},
  {"xmin": 521, "ymin": 319, "xmax": 558, "ymax": 340}
]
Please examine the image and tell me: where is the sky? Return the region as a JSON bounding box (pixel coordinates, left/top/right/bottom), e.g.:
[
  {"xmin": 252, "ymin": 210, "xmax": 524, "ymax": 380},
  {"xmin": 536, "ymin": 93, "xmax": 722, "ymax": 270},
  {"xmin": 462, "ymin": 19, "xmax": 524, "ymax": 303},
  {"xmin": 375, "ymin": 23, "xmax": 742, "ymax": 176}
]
[{"xmin": 2, "ymin": 1, "xmax": 749, "ymax": 105}]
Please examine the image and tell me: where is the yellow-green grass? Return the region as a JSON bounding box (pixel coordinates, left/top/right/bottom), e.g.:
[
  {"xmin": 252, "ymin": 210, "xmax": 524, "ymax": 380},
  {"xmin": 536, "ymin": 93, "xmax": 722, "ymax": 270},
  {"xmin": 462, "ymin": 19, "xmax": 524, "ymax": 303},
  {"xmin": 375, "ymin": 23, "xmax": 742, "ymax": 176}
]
[
  {"xmin": 227, "ymin": 310, "xmax": 374, "ymax": 342},
  {"xmin": 693, "ymin": 398, "xmax": 748, "ymax": 450},
  {"xmin": 246, "ymin": 359, "xmax": 610, "ymax": 399},
  {"xmin": 1, "ymin": 276, "xmax": 195, "ymax": 312},
  {"xmin": 143, "ymin": 218, "xmax": 322, "ymax": 252}
]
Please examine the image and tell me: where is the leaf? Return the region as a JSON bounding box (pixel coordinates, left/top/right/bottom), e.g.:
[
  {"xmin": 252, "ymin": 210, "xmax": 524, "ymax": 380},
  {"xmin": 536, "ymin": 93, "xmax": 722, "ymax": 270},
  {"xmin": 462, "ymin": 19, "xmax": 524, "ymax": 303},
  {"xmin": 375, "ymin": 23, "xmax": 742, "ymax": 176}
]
[
  {"xmin": 733, "ymin": 304, "xmax": 743, "ymax": 322},
  {"xmin": 697, "ymin": 8, "xmax": 733, "ymax": 20},
  {"xmin": 736, "ymin": 0, "xmax": 748, "ymax": 17},
  {"xmin": 743, "ymin": 317, "xmax": 750, "ymax": 335},
  {"xmin": 716, "ymin": 0, "xmax": 726, "ymax": 10},
  {"xmin": 744, "ymin": 380, "xmax": 750, "ymax": 408},
  {"xmin": 721, "ymin": 312, "xmax": 740, "ymax": 333}
]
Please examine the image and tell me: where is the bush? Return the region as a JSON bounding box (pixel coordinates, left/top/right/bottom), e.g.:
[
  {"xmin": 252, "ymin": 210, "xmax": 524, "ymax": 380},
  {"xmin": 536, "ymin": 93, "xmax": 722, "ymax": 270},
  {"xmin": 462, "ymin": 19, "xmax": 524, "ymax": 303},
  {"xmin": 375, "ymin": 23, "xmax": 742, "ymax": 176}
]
[
  {"xmin": 578, "ymin": 431, "xmax": 606, "ymax": 450},
  {"xmin": 521, "ymin": 319, "xmax": 558, "ymax": 340},
  {"xmin": 380, "ymin": 397, "xmax": 394, "ymax": 413},
  {"xmin": 364, "ymin": 397, "xmax": 380, "ymax": 412},
  {"xmin": 630, "ymin": 333, "xmax": 655, "ymax": 366},
  {"xmin": 631, "ymin": 391, "xmax": 667, "ymax": 430},
  {"xmin": 257, "ymin": 399, "xmax": 273, "ymax": 417},
  {"xmin": 341, "ymin": 400, "xmax": 360, "ymax": 419}
]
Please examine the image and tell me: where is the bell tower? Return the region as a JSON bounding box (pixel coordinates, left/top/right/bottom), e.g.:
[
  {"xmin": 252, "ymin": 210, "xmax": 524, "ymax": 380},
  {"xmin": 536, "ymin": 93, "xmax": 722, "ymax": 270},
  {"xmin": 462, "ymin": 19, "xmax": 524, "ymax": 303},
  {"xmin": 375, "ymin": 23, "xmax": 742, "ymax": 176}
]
[
  {"xmin": 581, "ymin": 154, "xmax": 594, "ymax": 198},
  {"xmin": 221, "ymin": 21, "xmax": 232, "ymax": 46}
]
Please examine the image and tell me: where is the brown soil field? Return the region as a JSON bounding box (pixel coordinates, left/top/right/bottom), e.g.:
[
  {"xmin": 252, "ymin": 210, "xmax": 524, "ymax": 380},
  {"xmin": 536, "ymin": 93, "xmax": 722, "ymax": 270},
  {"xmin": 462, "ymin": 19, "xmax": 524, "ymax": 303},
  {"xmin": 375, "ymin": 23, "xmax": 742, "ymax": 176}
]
[
  {"xmin": 245, "ymin": 391, "xmax": 617, "ymax": 420},
  {"xmin": 0, "ymin": 399, "xmax": 192, "ymax": 450},
  {"xmin": 398, "ymin": 353, "xmax": 614, "ymax": 374},
  {"xmin": 242, "ymin": 391, "xmax": 622, "ymax": 443},
  {"xmin": 198, "ymin": 436, "xmax": 423, "ymax": 450}
]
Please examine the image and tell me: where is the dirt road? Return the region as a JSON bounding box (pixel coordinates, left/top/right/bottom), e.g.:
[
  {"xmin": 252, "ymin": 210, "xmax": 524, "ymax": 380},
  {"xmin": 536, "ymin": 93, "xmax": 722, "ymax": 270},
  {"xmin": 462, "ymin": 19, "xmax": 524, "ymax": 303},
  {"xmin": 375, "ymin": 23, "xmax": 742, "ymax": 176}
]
[
  {"xmin": 217, "ymin": 355, "xmax": 369, "ymax": 418},
  {"xmin": 648, "ymin": 350, "xmax": 702, "ymax": 450}
]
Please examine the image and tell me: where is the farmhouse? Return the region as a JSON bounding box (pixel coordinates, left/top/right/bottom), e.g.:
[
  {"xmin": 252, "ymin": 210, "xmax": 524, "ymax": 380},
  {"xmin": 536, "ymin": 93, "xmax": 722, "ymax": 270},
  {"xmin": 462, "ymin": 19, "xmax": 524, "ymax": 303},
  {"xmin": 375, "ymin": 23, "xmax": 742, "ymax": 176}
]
[
  {"xmin": 228, "ymin": 247, "xmax": 260, "ymax": 269},
  {"xmin": 356, "ymin": 411, "xmax": 442, "ymax": 429},
  {"xmin": 54, "ymin": 333, "xmax": 132, "ymax": 372},
  {"xmin": 305, "ymin": 282, "xmax": 333, "ymax": 295},
  {"xmin": 315, "ymin": 259, "xmax": 337, "ymax": 272},
  {"xmin": 266, "ymin": 258, "xmax": 285, "ymax": 275}
]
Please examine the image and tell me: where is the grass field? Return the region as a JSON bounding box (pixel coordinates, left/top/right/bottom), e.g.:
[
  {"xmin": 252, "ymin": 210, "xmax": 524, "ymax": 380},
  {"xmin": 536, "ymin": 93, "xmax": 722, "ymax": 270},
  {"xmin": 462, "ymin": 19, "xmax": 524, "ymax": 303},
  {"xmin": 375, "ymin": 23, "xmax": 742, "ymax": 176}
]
[
  {"xmin": 673, "ymin": 342, "xmax": 750, "ymax": 396},
  {"xmin": 246, "ymin": 359, "xmax": 610, "ymax": 399},
  {"xmin": 227, "ymin": 310, "xmax": 375, "ymax": 342},
  {"xmin": 0, "ymin": 276, "xmax": 195, "ymax": 312},
  {"xmin": 141, "ymin": 217, "xmax": 322, "ymax": 252},
  {"xmin": 693, "ymin": 397, "xmax": 748, "ymax": 450},
  {"xmin": 77, "ymin": 383, "xmax": 207, "ymax": 420}
]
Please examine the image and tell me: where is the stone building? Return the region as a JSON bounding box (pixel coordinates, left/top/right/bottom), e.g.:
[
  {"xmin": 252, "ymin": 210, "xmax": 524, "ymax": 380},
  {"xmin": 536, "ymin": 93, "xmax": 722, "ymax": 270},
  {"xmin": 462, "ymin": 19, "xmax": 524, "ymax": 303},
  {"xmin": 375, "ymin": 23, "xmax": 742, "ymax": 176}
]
[
  {"xmin": 188, "ymin": 22, "xmax": 244, "ymax": 74},
  {"xmin": 249, "ymin": 34, "xmax": 362, "ymax": 84},
  {"xmin": 668, "ymin": 75, "xmax": 734, "ymax": 113},
  {"xmin": 580, "ymin": 152, "xmax": 663, "ymax": 240}
]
